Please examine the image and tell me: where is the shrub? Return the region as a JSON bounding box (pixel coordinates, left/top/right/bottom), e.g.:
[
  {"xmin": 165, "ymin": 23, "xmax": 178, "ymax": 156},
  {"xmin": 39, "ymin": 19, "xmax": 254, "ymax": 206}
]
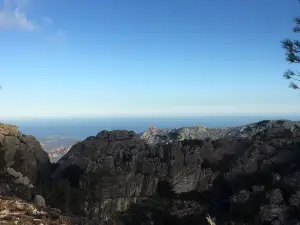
[{"xmin": 62, "ymin": 164, "xmax": 84, "ymax": 188}]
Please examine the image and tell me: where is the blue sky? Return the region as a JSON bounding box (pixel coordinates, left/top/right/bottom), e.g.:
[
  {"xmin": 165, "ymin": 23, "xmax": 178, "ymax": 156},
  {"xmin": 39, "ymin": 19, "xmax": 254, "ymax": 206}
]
[{"xmin": 0, "ymin": 0, "xmax": 299, "ymax": 119}]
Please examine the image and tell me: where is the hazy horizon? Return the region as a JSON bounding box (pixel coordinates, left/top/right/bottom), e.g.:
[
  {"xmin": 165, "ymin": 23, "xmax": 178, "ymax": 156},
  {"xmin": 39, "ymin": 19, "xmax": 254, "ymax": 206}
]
[
  {"xmin": 2, "ymin": 115, "xmax": 300, "ymax": 139},
  {"xmin": 1, "ymin": 0, "xmax": 300, "ymax": 117}
]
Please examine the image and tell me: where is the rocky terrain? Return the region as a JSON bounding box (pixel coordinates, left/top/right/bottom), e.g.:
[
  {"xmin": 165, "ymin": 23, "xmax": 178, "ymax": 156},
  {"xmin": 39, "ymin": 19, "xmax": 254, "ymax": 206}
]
[
  {"xmin": 0, "ymin": 123, "xmax": 51, "ymax": 184},
  {"xmin": 0, "ymin": 123, "xmax": 95, "ymax": 224},
  {"xmin": 141, "ymin": 120, "xmax": 300, "ymax": 145},
  {"xmin": 0, "ymin": 167, "xmax": 99, "ymax": 225},
  {"xmin": 47, "ymin": 120, "xmax": 300, "ymax": 224},
  {"xmin": 1, "ymin": 119, "xmax": 300, "ymax": 225}
]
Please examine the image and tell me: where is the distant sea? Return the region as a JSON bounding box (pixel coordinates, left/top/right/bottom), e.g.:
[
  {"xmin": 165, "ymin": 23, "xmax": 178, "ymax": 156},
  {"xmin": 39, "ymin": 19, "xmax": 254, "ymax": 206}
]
[{"xmin": 2, "ymin": 116, "xmax": 300, "ymax": 139}]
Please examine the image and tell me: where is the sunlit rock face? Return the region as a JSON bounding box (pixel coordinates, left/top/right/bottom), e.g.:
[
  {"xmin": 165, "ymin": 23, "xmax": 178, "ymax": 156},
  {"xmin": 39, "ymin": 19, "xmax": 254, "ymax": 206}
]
[{"xmin": 0, "ymin": 123, "xmax": 51, "ymax": 184}]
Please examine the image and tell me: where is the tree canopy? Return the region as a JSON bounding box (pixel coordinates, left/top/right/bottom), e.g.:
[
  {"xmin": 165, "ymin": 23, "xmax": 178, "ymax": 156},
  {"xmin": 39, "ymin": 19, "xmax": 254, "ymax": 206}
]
[{"xmin": 282, "ymin": 10, "xmax": 300, "ymax": 90}]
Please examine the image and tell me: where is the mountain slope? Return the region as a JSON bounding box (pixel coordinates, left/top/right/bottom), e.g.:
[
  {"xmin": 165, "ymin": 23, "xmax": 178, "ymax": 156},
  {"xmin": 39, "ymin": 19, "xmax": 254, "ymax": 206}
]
[{"xmin": 46, "ymin": 120, "xmax": 300, "ymax": 224}]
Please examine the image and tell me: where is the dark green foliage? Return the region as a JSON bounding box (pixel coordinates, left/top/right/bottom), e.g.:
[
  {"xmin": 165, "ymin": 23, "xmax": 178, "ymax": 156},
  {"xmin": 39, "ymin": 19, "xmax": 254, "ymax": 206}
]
[
  {"xmin": 45, "ymin": 180, "xmax": 69, "ymax": 210},
  {"xmin": 50, "ymin": 163, "xmax": 60, "ymax": 174},
  {"xmin": 69, "ymin": 188, "xmax": 86, "ymax": 215},
  {"xmin": 181, "ymin": 139, "xmax": 204, "ymax": 147},
  {"xmin": 120, "ymin": 197, "xmax": 179, "ymax": 225},
  {"xmin": 0, "ymin": 149, "xmax": 6, "ymax": 170},
  {"xmin": 40, "ymin": 178, "xmax": 87, "ymax": 215},
  {"xmin": 156, "ymin": 180, "xmax": 176, "ymax": 200},
  {"xmin": 205, "ymin": 137, "xmax": 211, "ymax": 142},
  {"xmin": 282, "ymin": 5, "xmax": 300, "ymax": 90},
  {"xmin": 120, "ymin": 181, "xmax": 179, "ymax": 225},
  {"xmin": 82, "ymin": 169, "xmax": 118, "ymax": 200},
  {"xmin": 277, "ymin": 120, "xmax": 286, "ymax": 125},
  {"xmin": 212, "ymin": 139, "xmax": 222, "ymax": 149},
  {"xmin": 256, "ymin": 120, "xmax": 270, "ymax": 127},
  {"xmin": 12, "ymin": 149, "xmax": 24, "ymax": 171},
  {"xmin": 169, "ymin": 132, "xmax": 180, "ymax": 140},
  {"xmin": 62, "ymin": 164, "xmax": 84, "ymax": 188},
  {"xmin": 122, "ymin": 153, "xmax": 133, "ymax": 162}
]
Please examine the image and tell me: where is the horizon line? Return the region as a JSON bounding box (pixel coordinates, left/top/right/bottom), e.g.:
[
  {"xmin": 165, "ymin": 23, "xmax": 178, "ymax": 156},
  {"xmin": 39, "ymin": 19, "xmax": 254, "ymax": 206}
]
[{"xmin": 1, "ymin": 114, "xmax": 300, "ymax": 121}]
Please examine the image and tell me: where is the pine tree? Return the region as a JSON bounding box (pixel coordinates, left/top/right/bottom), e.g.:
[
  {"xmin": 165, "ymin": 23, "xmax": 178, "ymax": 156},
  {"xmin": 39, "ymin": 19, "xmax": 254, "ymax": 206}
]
[{"xmin": 282, "ymin": 2, "xmax": 300, "ymax": 90}]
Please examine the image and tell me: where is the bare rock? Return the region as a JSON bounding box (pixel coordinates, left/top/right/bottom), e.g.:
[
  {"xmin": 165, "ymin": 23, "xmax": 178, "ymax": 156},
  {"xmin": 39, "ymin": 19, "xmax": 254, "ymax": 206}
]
[
  {"xmin": 6, "ymin": 167, "xmax": 23, "ymax": 179},
  {"xmin": 33, "ymin": 195, "xmax": 46, "ymax": 208},
  {"xmin": 13, "ymin": 176, "xmax": 30, "ymax": 186},
  {"xmin": 0, "ymin": 123, "xmax": 51, "ymax": 184}
]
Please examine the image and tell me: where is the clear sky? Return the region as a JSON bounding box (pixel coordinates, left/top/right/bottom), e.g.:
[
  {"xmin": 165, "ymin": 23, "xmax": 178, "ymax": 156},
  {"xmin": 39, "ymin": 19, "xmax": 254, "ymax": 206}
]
[{"xmin": 0, "ymin": 0, "xmax": 299, "ymax": 119}]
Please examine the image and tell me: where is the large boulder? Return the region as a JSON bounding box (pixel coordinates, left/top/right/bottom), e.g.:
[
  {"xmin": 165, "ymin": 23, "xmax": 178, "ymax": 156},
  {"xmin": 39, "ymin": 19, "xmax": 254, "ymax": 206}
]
[
  {"xmin": 33, "ymin": 194, "xmax": 46, "ymax": 208},
  {"xmin": 0, "ymin": 123, "xmax": 51, "ymax": 184}
]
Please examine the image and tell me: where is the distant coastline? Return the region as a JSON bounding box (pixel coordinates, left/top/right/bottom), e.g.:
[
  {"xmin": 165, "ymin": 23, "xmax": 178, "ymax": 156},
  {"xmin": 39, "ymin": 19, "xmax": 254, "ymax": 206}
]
[{"xmin": 2, "ymin": 115, "xmax": 299, "ymax": 139}]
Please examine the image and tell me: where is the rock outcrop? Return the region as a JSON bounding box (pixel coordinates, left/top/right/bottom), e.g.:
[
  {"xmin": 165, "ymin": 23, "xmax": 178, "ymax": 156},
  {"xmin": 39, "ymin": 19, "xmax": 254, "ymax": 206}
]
[
  {"xmin": 0, "ymin": 123, "xmax": 51, "ymax": 184},
  {"xmin": 121, "ymin": 120, "xmax": 300, "ymax": 225},
  {"xmin": 2, "ymin": 120, "xmax": 300, "ymax": 224},
  {"xmin": 46, "ymin": 120, "xmax": 300, "ymax": 224},
  {"xmin": 141, "ymin": 119, "xmax": 300, "ymax": 145}
]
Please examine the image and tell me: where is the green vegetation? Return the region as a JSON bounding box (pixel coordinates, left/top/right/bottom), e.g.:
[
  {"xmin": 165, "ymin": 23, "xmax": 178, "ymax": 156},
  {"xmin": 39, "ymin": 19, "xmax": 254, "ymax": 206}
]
[
  {"xmin": 40, "ymin": 167, "xmax": 119, "ymax": 217},
  {"xmin": 12, "ymin": 149, "xmax": 24, "ymax": 172},
  {"xmin": 62, "ymin": 164, "xmax": 84, "ymax": 188},
  {"xmin": 276, "ymin": 120, "xmax": 286, "ymax": 125},
  {"xmin": 181, "ymin": 139, "xmax": 205, "ymax": 147},
  {"xmin": 282, "ymin": 2, "xmax": 300, "ymax": 90},
  {"xmin": 120, "ymin": 180, "xmax": 178, "ymax": 225},
  {"xmin": 256, "ymin": 120, "xmax": 270, "ymax": 127},
  {"xmin": 0, "ymin": 149, "xmax": 6, "ymax": 170}
]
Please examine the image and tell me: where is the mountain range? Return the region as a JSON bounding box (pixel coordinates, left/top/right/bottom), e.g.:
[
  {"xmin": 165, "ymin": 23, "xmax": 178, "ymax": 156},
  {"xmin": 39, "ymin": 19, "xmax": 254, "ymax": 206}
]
[{"xmin": 1, "ymin": 119, "xmax": 300, "ymax": 225}]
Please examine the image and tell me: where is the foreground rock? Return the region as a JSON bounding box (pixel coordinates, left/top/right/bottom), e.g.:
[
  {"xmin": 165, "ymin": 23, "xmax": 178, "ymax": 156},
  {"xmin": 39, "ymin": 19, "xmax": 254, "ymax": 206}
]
[
  {"xmin": 0, "ymin": 196, "xmax": 98, "ymax": 225},
  {"xmin": 0, "ymin": 167, "xmax": 99, "ymax": 224},
  {"xmin": 0, "ymin": 123, "xmax": 51, "ymax": 184}
]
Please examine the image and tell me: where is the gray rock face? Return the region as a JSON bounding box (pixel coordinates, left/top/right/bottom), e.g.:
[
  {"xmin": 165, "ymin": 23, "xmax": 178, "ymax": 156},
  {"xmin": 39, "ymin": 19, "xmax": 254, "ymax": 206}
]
[
  {"xmin": 141, "ymin": 120, "xmax": 300, "ymax": 145},
  {"xmin": 48, "ymin": 120, "xmax": 300, "ymax": 224},
  {"xmin": 0, "ymin": 123, "xmax": 51, "ymax": 184}
]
